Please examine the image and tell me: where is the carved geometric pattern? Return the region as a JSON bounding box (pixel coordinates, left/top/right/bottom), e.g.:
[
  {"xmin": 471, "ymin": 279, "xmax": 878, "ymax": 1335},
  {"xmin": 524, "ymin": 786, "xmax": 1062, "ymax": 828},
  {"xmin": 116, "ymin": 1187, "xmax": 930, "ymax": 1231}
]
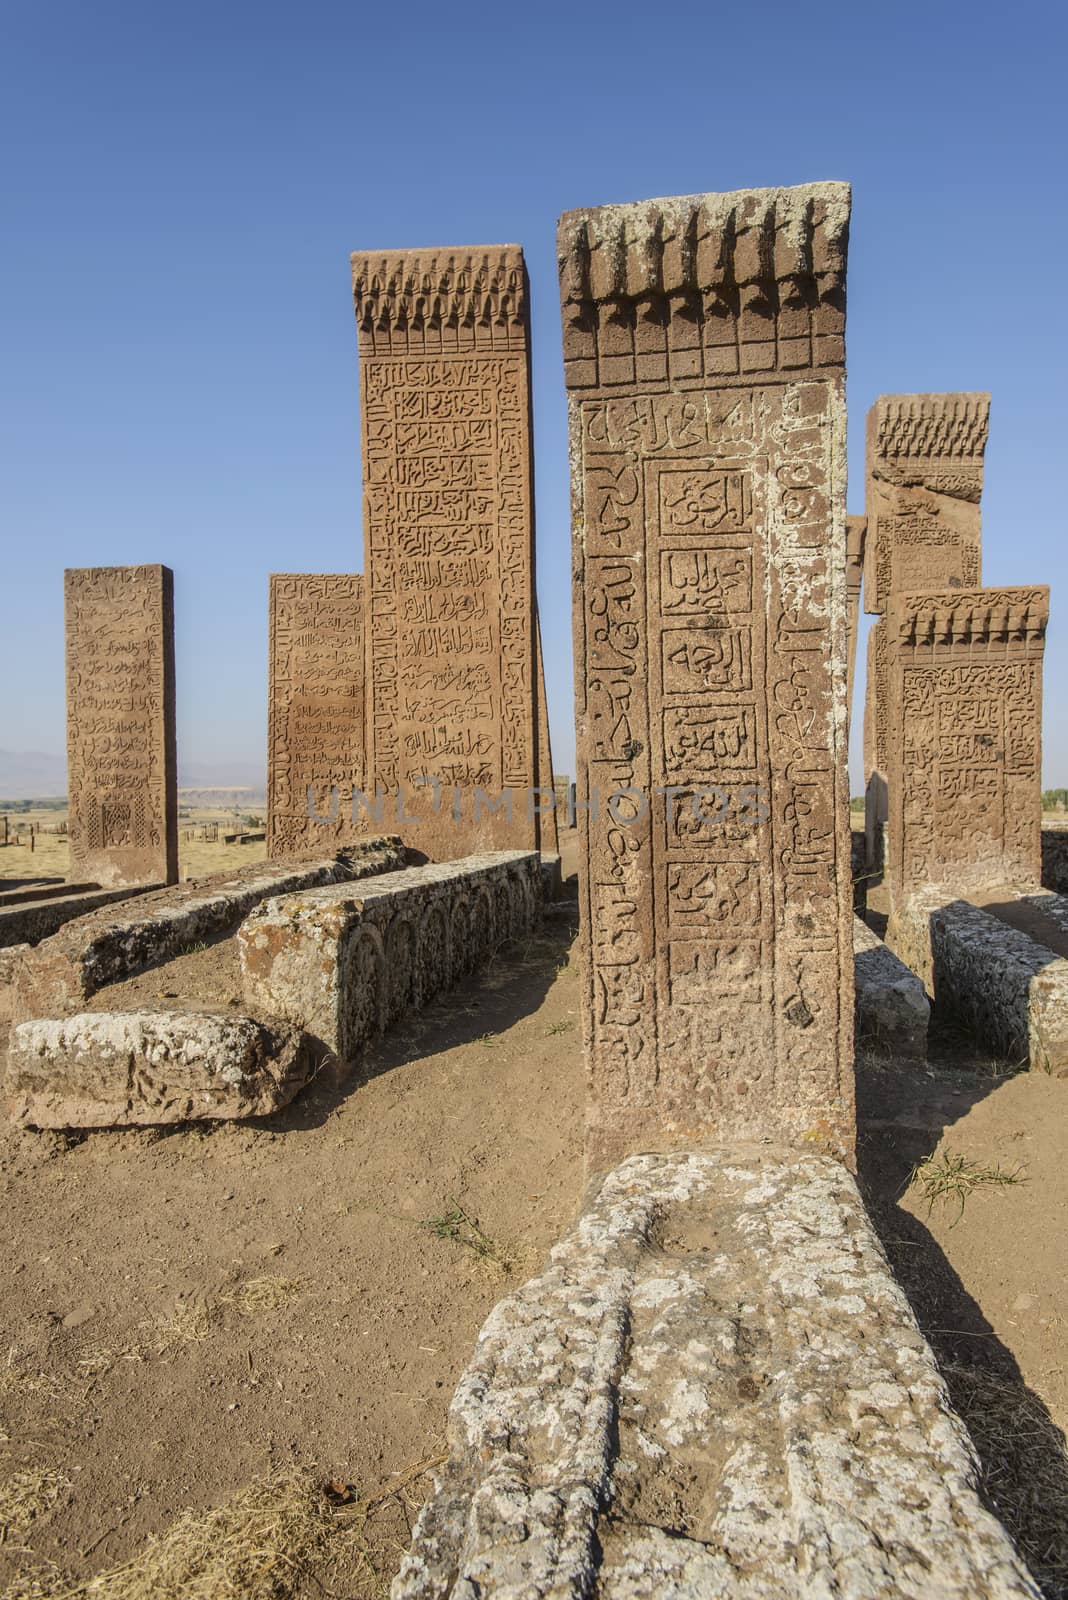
[
  {"xmin": 886, "ymin": 585, "xmax": 1048, "ymax": 909},
  {"xmin": 561, "ymin": 183, "xmax": 854, "ymax": 1172},
  {"xmin": 266, "ymin": 574, "xmax": 365, "ymax": 858},
  {"xmin": 352, "ymin": 246, "xmax": 538, "ymax": 859}
]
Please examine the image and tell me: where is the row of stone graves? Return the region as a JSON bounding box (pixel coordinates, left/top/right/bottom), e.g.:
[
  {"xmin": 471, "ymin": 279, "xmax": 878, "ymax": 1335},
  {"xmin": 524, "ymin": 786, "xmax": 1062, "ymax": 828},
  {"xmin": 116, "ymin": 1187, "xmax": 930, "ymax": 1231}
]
[{"xmin": 3, "ymin": 179, "xmax": 1064, "ymax": 1594}]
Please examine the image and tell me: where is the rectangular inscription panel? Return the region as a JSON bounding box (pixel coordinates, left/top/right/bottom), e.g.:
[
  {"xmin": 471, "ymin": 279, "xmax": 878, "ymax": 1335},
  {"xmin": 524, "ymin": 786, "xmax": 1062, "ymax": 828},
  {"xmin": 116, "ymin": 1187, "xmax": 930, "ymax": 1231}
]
[
  {"xmin": 886, "ymin": 587, "xmax": 1048, "ymax": 909},
  {"xmin": 352, "ymin": 247, "xmax": 538, "ymax": 860},
  {"xmin": 560, "ymin": 184, "xmax": 854, "ymax": 1171},
  {"xmin": 65, "ymin": 565, "xmax": 177, "ymax": 888},
  {"xmin": 267, "ymin": 574, "xmax": 365, "ymax": 857}
]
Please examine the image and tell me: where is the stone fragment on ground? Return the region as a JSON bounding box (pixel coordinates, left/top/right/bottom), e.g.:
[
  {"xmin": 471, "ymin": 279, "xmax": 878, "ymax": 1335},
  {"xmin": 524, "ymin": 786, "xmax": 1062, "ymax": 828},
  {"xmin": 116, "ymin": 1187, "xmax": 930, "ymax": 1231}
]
[
  {"xmin": 239, "ymin": 851, "xmax": 539, "ymax": 1060},
  {"xmin": 11, "ymin": 837, "xmax": 405, "ymax": 1024},
  {"xmin": 6, "ymin": 1009, "xmax": 313, "ymax": 1127},
  {"xmin": 394, "ymin": 1149, "xmax": 1041, "ymax": 1600},
  {"xmin": 854, "ymin": 914, "xmax": 929, "ymax": 1059}
]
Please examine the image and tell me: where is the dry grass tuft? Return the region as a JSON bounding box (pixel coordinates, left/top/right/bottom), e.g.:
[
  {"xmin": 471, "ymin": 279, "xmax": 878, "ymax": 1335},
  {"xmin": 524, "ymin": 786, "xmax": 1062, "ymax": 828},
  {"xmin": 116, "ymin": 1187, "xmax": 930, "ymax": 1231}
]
[
  {"xmin": 944, "ymin": 1361, "xmax": 1068, "ymax": 1598},
  {"xmin": 219, "ymin": 1276, "xmax": 301, "ymax": 1317},
  {"xmin": 0, "ymin": 1467, "xmax": 70, "ymax": 1543},
  {"xmin": 2, "ymin": 1471, "xmax": 332, "ymax": 1600},
  {"xmin": 151, "ymin": 1275, "xmax": 301, "ymax": 1352},
  {"xmin": 908, "ymin": 1149, "xmax": 1027, "ymax": 1225},
  {"xmin": 0, "ymin": 1458, "xmax": 449, "ymax": 1600}
]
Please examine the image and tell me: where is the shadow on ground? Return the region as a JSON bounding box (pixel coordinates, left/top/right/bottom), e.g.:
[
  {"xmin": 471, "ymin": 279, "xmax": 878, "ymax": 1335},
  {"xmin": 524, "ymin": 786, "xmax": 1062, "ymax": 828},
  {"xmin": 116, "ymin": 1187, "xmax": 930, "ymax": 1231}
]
[{"xmin": 857, "ymin": 1050, "xmax": 1068, "ymax": 1598}]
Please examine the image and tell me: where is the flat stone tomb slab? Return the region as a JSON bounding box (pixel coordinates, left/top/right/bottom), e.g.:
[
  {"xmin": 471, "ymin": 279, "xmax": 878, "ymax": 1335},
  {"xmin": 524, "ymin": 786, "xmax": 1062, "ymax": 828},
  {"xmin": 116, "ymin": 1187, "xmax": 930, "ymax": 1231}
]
[
  {"xmin": 853, "ymin": 915, "xmax": 929, "ymax": 1060},
  {"xmin": 238, "ymin": 851, "xmax": 539, "ymax": 1060},
  {"xmin": 393, "ymin": 1149, "xmax": 1040, "ymax": 1600},
  {"xmin": 12, "ymin": 838, "xmax": 405, "ymax": 1024},
  {"xmin": 7, "ymin": 1011, "xmax": 313, "ymax": 1128}
]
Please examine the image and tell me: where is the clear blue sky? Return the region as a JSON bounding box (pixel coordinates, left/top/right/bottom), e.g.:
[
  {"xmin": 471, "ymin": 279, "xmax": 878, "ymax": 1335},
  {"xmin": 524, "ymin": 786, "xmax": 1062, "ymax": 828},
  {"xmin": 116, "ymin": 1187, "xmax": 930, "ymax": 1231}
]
[{"xmin": 2, "ymin": 0, "xmax": 1065, "ymax": 792}]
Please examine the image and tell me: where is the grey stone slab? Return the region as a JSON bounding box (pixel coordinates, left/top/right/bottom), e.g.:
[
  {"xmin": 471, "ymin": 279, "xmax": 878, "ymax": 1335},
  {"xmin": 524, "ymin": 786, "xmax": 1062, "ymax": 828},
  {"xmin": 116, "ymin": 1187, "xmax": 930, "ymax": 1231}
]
[
  {"xmin": 853, "ymin": 915, "xmax": 929, "ymax": 1059},
  {"xmin": 239, "ymin": 851, "xmax": 539, "ymax": 1061},
  {"xmin": 393, "ymin": 1149, "xmax": 1039, "ymax": 1600},
  {"xmin": 6, "ymin": 1009, "xmax": 313, "ymax": 1128},
  {"xmin": 12, "ymin": 838, "xmax": 406, "ymax": 1023}
]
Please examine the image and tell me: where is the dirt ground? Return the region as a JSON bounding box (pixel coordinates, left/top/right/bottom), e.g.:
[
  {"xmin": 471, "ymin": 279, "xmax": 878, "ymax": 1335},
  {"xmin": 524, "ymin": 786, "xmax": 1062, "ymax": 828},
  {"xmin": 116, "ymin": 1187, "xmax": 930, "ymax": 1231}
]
[
  {"xmin": 0, "ymin": 832, "xmax": 1066, "ymax": 1597},
  {"xmin": 0, "ymin": 906, "xmax": 585, "ymax": 1597}
]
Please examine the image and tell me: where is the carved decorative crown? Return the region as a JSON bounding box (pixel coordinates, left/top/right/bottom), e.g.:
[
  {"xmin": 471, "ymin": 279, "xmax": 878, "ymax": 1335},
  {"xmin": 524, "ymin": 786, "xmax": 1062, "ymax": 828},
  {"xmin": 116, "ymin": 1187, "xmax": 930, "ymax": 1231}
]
[
  {"xmin": 351, "ymin": 246, "xmax": 527, "ymax": 335},
  {"xmin": 873, "ymin": 394, "xmax": 990, "ymax": 462},
  {"xmin": 891, "ymin": 586, "xmax": 1048, "ymax": 646},
  {"xmin": 558, "ymin": 183, "xmax": 850, "ymax": 313}
]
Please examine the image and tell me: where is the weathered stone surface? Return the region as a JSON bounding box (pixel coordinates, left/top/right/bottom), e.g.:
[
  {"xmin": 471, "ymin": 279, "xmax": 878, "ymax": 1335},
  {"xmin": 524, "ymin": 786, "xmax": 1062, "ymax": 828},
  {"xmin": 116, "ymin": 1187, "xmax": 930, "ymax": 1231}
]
[
  {"xmin": 0, "ymin": 882, "xmax": 161, "ymax": 952},
  {"xmin": 845, "ymin": 513, "xmax": 865, "ymax": 713},
  {"xmin": 861, "ymin": 394, "xmax": 989, "ymax": 859},
  {"xmin": 534, "ymin": 610, "xmax": 560, "ymax": 857},
  {"xmin": 885, "ymin": 588, "xmax": 1048, "ymax": 915},
  {"xmin": 890, "ymin": 889, "xmax": 1068, "ymax": 1073},
  {"xmin": 850, "ymin": 828, "xmax": 867, "ymax": 915},
  {"xmin": 393, "ymin": 1150, "xmax": 1039, "ymax": 1600},
  {"xmin": 1020, "ymin": 888, "xmax": 1068, "ymax": 943},
  {"xmin": 853, "ymin": 915, "xmax": 929, "ymax": 1059},
  {"xmin": 267, "ymin": 574, "xmax": 366, "ymax": 858},
  {"xmin": 12, "ymin": 839, "xmax": 405, "ymax": 1024},
  {"xmin": 1042, "ymin": 827, "xmax": 1068, "ymax": 894},
  {"xmin": 0, "ymin": 945, "xmax": 30, "ymax": 1020},
  {"xmin": 66, "ymin": 565, "xmax": 178, "ymax": 887},
  {"xmin": 6, "ymin": 1010, "xmax": 312, "ymax": 1128},
  {"xmin": 558, "ymin": 185, "xmax": 855, "ymax": 1170},
  {"xmin": 863, "ymin": 393, "xmax": 989, "ymax": 618},
  {"xmin": 351, "ymin": 246, "xmax": 540, "ymax": 859},
  {"xmin": 239, "ymin": 851, "xmax": 538, "ymax": 1060}
]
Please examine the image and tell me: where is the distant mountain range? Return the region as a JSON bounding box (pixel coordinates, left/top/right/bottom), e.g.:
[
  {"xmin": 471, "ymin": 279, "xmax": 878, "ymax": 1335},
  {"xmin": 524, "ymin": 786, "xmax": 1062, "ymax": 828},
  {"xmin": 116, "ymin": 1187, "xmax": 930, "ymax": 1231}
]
[{"xmin": 0, "ymin": 750, "xmax": 265, "ymax": 801}]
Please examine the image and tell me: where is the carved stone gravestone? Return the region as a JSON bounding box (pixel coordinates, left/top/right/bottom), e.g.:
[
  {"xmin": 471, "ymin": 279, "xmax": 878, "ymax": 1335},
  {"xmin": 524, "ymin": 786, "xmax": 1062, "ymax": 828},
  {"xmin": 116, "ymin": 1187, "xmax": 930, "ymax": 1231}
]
[
  {"xmin": 267, "ymin": 574, "xmax": 365, "ymax": 858},
  {"xmin": 534, "ymin": 611, "xmax": 559, "ymax": 857},
  {"xmin": 65, "ymin": 565, "xmax": 177, "ymax": 887},
  {"xmin": 885, "ymin": 586, "xmax": 1048, "ymax": 916},
  {"xmin": 862, "ymin": 394, "xmax": 990, "ymax": 860},
  {"xmin": 351, "ymin": 246, "xmax": 539, "ymax": 860},
  {"xmin": 559, "ymin": 183, "xmax": 855, "ymax": 1170},
  {"xmin": 845, "ymin": 514, "xmax": 866, "ymax": 714}
]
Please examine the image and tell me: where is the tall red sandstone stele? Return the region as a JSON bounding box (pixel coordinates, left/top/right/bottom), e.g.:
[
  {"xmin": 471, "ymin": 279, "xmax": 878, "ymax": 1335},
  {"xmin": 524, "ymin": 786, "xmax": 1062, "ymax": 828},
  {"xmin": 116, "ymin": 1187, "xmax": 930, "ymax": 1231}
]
[
  {"xmin": 266, "ymin": 574, "xmax": 366, "ymax": 858},
  {"xmin": 65, "ymin": 565, "xmax": 178, "ymax": 888},
  {"xmin": 862, "ymin": 393, "xmax": 990, "ymax": 858},
  {"xmin": 351, "ymin": 245, "xmax": 539, "ymax": 860},
  {"xmin": 558, "ymin": 183, "xmax": 855, "ymax": 1171},
  {"xmin": 885, "ymin": 586, "xmax": 1048, "ymax": 919}
]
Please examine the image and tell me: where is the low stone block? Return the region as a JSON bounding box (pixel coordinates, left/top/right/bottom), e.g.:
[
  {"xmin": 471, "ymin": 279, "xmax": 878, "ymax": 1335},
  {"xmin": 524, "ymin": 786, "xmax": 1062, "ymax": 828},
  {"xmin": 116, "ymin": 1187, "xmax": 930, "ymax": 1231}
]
[
  {"xmin": 0, "ymin": 881, "xmax": 161, "ymax": 952},
  {"xmin": 394, "ymin": 1150, "xmax": 1039, "ymax": 1600},
  {"xmin": 1041, "ymin": 827, "xmax": 1068, "ymax": 894},
  {"xmin": 0, "ymin": 944, "xmax": 30, "ymax": 1024},
  {"xmin": 853, "ymin": 915, "xmax": 929, "ymax": 1059},
  {"xmin": 1020, "ymin": 888, "xmax": 1068, "ymax": 944},
  {"xmin": 12, "ymin": 838, "xmax": 405, "ymax": 1024},
  {"xmin": 850, "ymin": 828, "xmax": 867, "ymax": 915},
  {"xmin": 6, "ymin": 1010, "xmax": 313, "ymax": 1128},
  {"xmin": 239, "ymin": 851, "xmax": 539, "ymax": 1061},
  {"xmin": 892, "ymin": 890, "xmax": 1068, "ymax": 1074}
]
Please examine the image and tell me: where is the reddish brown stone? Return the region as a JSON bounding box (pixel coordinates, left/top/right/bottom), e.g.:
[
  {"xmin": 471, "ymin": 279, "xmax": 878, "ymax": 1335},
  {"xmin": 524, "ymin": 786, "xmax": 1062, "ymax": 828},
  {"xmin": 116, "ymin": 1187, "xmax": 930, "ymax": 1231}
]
[
  {"xmin": 845, "ymin": 515, "xmax": 866, "ymax": 715},
  {"xmin": 863, "ymin": 393, "xmax": 989, "ymax": 616},
  {"xmin": 534, "ymin": 611, "xmax": 559, "ymax": 857},
  {"xmin": 558, "ymin": 185, "xmax": 855, "ymax": 1171},
  {"xmin": 885, "ymin": 586, "xmax": 1048, "ymax": 915},
  {"xmin": 351, "ymin": 246, "xmax": 539, "ymax": 860},
  {"xmin": 862, "ymin": 393, "xmax": 989, "ymax": 802},
  {"xmin": 267, "ymin": 574, "xmax": 366, "ymax": 857},
  {"xmin": 65, "ymin": 566, "xmax": 177, "ymax": 888}
]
